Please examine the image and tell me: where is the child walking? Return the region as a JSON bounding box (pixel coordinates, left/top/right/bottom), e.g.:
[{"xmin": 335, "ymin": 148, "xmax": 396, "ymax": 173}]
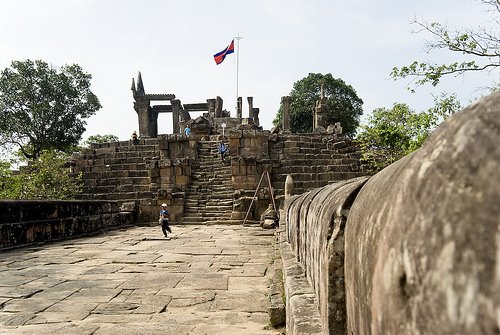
[{"xmin": 159, "ymin": 203, "xmax": 172, "ymax": 238}]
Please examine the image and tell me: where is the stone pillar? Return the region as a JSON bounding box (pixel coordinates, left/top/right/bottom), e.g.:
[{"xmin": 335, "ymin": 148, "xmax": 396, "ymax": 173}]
[
  {"xmin": 149, "ymin": 107, "xmax": 158, "ymax": 137},
  {"xmin": 134, "ymin": 100, "xmax": 152, "ymax": 137},
  {"xmin": 207, "ymin": 99, "xmax": 216, "ymax": 118},
  {"xmin": 171, "ymin": 99, "xmax": 181, "ymax": 134},
  {"xmin": 282, "ymin": 96, "xmax": 291, "ymax": 132},
  {"xmin": 285, "ymin": 174, "xmax": 294, "ymax": 199},
  {"xmin": 253, "ymin": 108, "xmax": 260, "ymax": 126},
  {"xmin": 237, "ymin": 97, "xmax": 243, "ymax": 119},
  {"xmin": 215, "ymin": 96, "xmax": 223, "ymax": 118},
  {"xmin": 314, "ymin": 97, "xmax": 328, "ymax": 130},
  {"xmin": 247, "ymin": 97, "xmax": 254, "ymax": 119}
]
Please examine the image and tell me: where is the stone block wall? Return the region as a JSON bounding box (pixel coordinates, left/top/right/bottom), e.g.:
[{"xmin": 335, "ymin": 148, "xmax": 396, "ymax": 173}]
[
  {"xmin": 229, "ymin": 131, "xmax": 364, "ymax": 194},
  {"xmin": 75, "ymin": 135, "xmax": 195, "ymax": 223},
  {"xmin": 345, "ymin": 91, "xmax": 500, "ymax": 335},
  {"xmin": 282, "ymin": 177, "xmax": 368, "ymax": 334},
  {"xmin": 74, "ymin": 123, "xmax": 366, "ymax": 224},
  {"xmin": 280, "ymin": 91, "xmax": 500, "ymax": 334},
  {"xmin": 228, "ymin": 130, "xmax": 366, "ymax": 221},
  {"xmin": 0, "ymin": 200, "xmax": 135, "ymax": 250}
]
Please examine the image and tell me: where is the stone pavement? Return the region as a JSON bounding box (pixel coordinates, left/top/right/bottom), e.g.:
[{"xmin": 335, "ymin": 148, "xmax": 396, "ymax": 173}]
[{"xmin": 0, "ymin": 225, "xmax": 284, "ymax": 335}]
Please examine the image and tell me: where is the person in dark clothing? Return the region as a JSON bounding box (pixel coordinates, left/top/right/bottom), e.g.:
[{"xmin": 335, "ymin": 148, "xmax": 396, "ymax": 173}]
[
  {"xmin": 159, "ymin": 203, "xmax": 172, "ymax": 238},
  {"xmin": 131, "ymin": 131, "xmax": 139, "ymax": 145},
  {"xmin": 218, "ymin": 141, "xmax": 227, "ymax": 162}
]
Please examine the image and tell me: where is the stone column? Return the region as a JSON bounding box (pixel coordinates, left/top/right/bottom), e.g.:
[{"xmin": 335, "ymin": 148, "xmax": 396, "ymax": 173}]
[
  {"xmin": 253, "ymin": 108, "xmax": 260, "ymax": 126},
  {"xmin": 149, "ymin": 106, "xmax": 158, "ymax": 137},
  {"xmin": 314, "ymin": 97, "xmax": 328, "ymax": 130},
  {"xmin": 215, "ymin": 96, "xmax": 223, "ymax": 118},
  {"xmin": 281, "ymin": 96, "xmax": 291, "ymax": 132},
  {"xmin": 285, "ymin": 174, "xmax": 294, "ymax": 199},
  {"xmin": 134, "ymin": 100, "xmax": 152, "ymax": 137},
  {"xmin": 237, "ymin": 97, "xmax": 243, "ymax": 119},
  {"xmin": 247, "ymin": 97, "xmax": 254, "ymax": 119},
  {"xmin": 207, "ymin": 99, "xmax": 216, "ymax": 118},
  {"xmin": 171, "ymin": 99, "xmax": 181, "ymax": 134}
]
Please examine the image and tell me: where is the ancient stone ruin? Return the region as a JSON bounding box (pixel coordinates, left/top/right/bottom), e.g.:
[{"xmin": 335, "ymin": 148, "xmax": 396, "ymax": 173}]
[
  {"xmin": 2, "ymin": 73, "xmax": 498, "ymax": 335},
  {"xmin": 281, "ymin": 91, "xmax": 500, "ymax": 334},
  {"xmin": 73, "ymin": 73, "xmax": 365, "ymax": 224}
]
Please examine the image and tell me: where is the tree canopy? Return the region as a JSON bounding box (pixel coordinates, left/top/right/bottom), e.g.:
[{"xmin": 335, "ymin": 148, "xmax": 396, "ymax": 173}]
[
  {"xmin": 0, "ymin": 59, "xmax": 101, "ymax": 160},
  {"xmin": 357, "ymin": 93, "xmax": 461, "ymax": 172},
  {"xmin": 273, "ymin": 73, "xmax": 363, "ymax": 136},
  {"xmin": 391, "ymin": 0, "xmax": 499, "ymax": 89},
  {"xmin": 0, "ymin": 150, "xmax": 82, "ymax": 200}
]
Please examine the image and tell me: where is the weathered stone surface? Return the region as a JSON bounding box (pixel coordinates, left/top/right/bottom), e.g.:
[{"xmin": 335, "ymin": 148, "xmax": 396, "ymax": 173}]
[
  {"xmin": 0, "ymin": 225, "xmax": 281, "ymax": 334},
  {"xmin": 345, "ymin": 91, "xmax": 500, "ymax": 334},
  {"xmin": 282, "ymin": 177, "xmax": 368, "ymax": 334},
  {"xmin": 0, "ymin": 200, "xmax": 136, "ymax": 249}
]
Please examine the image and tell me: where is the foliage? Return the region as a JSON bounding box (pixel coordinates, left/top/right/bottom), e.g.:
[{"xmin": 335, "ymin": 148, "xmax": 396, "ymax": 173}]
[
  {"xmin": 0, "ymin": 150, "xmax": 82, "ymax": 200},
  {"xmin": 273, "ymin": 73, "xmax": 363, "ymax": 136},
  {"xmin": 0, "ymin": 59, "xmax": 101, "ymax": 160},
  {"xmin": 82, "ymin": 134, "xmax": 119, "ymax": 147},
  {"xmin": 391, "ymin": 0, "xmax": 500, "ymax": 90},
  {"xmin": 357, "ymin": 93, "xmax": 461, "ymax": 172},
  {"xmin": 0, "ymin": 160, "xmax": 16, "ymax": 199}
]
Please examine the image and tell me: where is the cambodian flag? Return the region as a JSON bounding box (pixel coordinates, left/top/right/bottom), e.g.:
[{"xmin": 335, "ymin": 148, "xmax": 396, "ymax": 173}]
[{"xmin": 213, "ymin": 40, "xmax": 235, "ymax": 65}]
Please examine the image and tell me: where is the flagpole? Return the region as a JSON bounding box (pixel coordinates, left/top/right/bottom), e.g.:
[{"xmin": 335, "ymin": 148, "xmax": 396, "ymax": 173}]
[{"xmin": 235, "ymin": 33, "xmax": 243, "ymax": 115}]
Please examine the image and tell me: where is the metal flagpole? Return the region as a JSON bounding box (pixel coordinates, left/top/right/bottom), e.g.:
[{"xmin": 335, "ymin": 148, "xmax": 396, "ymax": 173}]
[{"xmin": 234, "ymin": 33, "xmax": 243, "ymax": 113}]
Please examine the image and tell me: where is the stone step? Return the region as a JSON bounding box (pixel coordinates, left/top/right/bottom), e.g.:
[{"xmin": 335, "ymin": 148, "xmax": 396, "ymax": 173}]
[
  {"xmin": 181, "ymin": 219, "xmax": 249, "ymax": 225},
  {"xmin": 184, "ymin": 205, "xmax": 233, "ymax": 212},
  {"xmin": 78, "ymin": 192, "xmax": 153, "ymax": 201},
  {"xmin": 87, "ymin": 176, "xmax": 150, "ymax": 186},
  {"xmin": 185, "ymin": 196, "xmax": 233, "ymax": 202},
  {"xmin": 82, "ymin": 170, "xmax": 149, "ymax": 179},
  {"xmin": 184, "ymin": 200, "xmax": 233, "ymax": 207},
  {"xmin": 188, "ymin": 185, "xmax": 233, "ymax": 192},
  {"xmin": 182, "ymin": 214, "xmax": 232, "ymax": 221}
]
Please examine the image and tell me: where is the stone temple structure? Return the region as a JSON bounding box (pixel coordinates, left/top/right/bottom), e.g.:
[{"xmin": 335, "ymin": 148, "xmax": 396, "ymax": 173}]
[
  {"xmin": 73, "ymin": 73, "xmax": 366, "ymax": 224},
  {"xmin": 1, "ymin": 73, "xmax": 498, "ymax": 335}
]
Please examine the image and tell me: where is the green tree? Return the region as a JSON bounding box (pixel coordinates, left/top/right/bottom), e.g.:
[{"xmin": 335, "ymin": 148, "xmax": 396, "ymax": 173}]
[
  {"xmin": 273, "ymin": 73, "xmax": 363, "ymax": 136},
  {"xmin": 391, "ymin": 0, "xmax": 499, "ymax": 89},
  {"xmin": 0, "ymin": 59, "xmax": 101, "ymax": 160},
  {"xmin": 0, "ymin": 150, "xmax": 82, "ymax": 200},
  {"xmin": 0, "ymin": 160, "xmax": 16, "ymax": 199},
  {"xmin": 82, "ymin": 134, "xmax": 119, "ymax": 147},
  {"xmin": 357, "ymin": 93, "xmax": 461, "ymax": 172}
]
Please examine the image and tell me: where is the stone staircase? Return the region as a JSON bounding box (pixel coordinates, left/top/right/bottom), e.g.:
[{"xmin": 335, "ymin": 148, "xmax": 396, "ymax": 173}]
[
  {"xmin": 74, "ymin": 139, "xmax": 158, "ymax": 222},
  {"xmin": 182, "ymin": 139, "xmax": 236, "ymax": 225},
  {"xmin": 269, "ymin": 135, "xmax": 363, "ymax": 195}
]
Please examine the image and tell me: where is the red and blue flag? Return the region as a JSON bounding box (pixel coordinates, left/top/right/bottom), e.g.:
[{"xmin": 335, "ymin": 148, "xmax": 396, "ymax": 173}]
[{"xmin": 213, "ymin": 40, "xmax": 234, "ymax": 65}]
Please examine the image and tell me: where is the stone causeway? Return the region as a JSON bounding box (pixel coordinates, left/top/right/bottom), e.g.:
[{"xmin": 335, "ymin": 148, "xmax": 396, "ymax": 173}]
[{"xmin": 0, "ymin": 225, "xmax": 283, "ymax": 335}]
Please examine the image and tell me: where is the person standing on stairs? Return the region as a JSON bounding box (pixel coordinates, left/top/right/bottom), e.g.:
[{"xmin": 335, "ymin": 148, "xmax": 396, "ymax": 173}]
[
  {"xmin": 159, "ymin": 203, "xmax": 172, "ymax": 238},
  {"xmin": 218, "ymin": 141, "xmax": 227, "ymax": 162},
  {"xmin": 184, "ymin": 125, "xmax": 191, "ymax": 137},
  {"xmin": 131, "ymin": 131, "xmax": 139, "ymax": 145}
]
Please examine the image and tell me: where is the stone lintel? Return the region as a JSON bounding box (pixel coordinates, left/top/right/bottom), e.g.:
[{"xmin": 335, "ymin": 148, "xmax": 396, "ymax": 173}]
[
  {"xmin": 143, "ymin": 94, "xmax": 176, "ymax": 101},
  {"xmin": 152, "ymin": 105, "xmax": 173, "ymax": 113},
  {"xmin": 183, "ymin": 103, "xmax": 208, "ymax": 112}
]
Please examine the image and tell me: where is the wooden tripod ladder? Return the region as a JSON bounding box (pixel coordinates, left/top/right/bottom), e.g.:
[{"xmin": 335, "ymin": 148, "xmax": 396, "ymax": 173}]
[{"xmin": 243, "ymin": 171, "xmax": 278, "ymax": 225}]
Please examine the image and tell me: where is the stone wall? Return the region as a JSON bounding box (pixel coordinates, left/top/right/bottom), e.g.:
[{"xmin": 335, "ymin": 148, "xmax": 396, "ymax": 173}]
[
  {"xmin": 228, "ymin": 131, "xmax": 366, "ymax": 220},
  {"xmin": 75, "ymin": 135, "xmax": 195, "ymax": 223},
  {"xmin": 345, "ymin": 91, "xmax": 500, "ymax": 334},
  {"xmin": 280, "ymin": 91, "xmax": 500, "ymax": 334},
  {"xmin": 0, "ymin": 200, "xmax": 136, "ymax": 250},
  {"xmin": 282, "ymin": 177, "xmax": 368, "ymax": 334},
  {"xmin": 74, "ymin": 128, "xmax": 365, "ymax": 224}
]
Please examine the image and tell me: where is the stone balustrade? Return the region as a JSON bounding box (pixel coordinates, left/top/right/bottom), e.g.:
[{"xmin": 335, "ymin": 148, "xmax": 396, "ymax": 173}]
[
  {"xmin": 280, "ymin": 91, "xmax": 500, "ymax": 334},
  {"xmin": 0, "ymin": 200, "xmax": 136, "ymax": 250}
]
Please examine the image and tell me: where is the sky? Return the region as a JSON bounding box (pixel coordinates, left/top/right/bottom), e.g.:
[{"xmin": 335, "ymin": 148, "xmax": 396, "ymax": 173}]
[{"xmin": 0, "ymin": 0, "xmax": 498, "ymax": 141}]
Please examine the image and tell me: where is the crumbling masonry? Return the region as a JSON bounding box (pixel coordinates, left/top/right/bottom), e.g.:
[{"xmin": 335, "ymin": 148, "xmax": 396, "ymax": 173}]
[{"xmin": 74, "ymin": 73, "xmax": 366, "ymax": 223}]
